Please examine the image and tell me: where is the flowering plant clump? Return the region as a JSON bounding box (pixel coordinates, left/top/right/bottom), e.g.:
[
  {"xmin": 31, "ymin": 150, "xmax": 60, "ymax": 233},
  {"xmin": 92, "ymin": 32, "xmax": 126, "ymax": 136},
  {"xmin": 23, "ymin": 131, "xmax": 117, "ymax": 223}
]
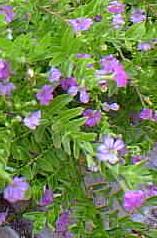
[{"xmin": 0, "ymin": 0, "xmax": 157, "ymax": 237}]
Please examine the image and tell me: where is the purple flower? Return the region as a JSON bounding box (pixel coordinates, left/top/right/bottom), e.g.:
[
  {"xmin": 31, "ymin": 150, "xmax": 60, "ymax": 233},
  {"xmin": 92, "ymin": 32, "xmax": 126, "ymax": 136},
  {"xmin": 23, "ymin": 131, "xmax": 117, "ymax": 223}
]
[
  {"xmin": 0, "ymin": 82, "xmax": 15, "ymax": 96},
  {"xmin": 139, "ymin": 109, "xmax": 157, "ymax": 122},
  {"xmin": 112, "ymin": 14, "xmax": 125, "ymax": 29},
  {"xmin": 4, "ymin": 177, "xmax": 29, "ymax": 203},
  {"xmin": 36, "ymin": 85, "xmax": 53, "ymax": 105},
  {"xmin": 39, "ymin": 188, "xmax": 53, "ymax": 206},
  {"xmin": 55, "ymin": 211, "xmax": 71, "ymax": 233},
  {"xmin": 68, "ymin": 18, "xmax": 93, "ymax": 32},
  {"xmin": 23, "ymin": 110, "xmax": 41, "ymax": 130},
  {"xmin": 100, "ymin": 55, "xmax": 119, "ymax": 74},
  {"xmin": 107, "ymin": 1, "xmax": 125, "ymax": 14},
  {"xmin": 36, "ymin": 228, "xmax": 54, "ymax": 238},
  {"xmin": 152, "ymin": 111, "xmax": 157, "ymax": 121},
  {"xmin": 83, "ymin": 109, "xmax": 101, "ymax": 127},
  {"xmin": 76, "ymin": 53, "xmax": 91, "ymax": 59},
  {"xmin": 95, "ymin": 69, "xmax": 108, "ymax": 79},
  {"xmin": 103, "ymin": 102, "xmax": 119, "ymax": 111},
  {"xmin": 79, "ymin": 88, "xmax": 89, "ymax": 103},
  {"xmin": 144, "ymin": 185, "xmax": 157, "ymax": 199},
  {"xmin": 123, "ymin": 190, "xmax": 145, "ymax": 212},
  {"xmin": 114, "ymin": 65, "xmax": 128, "ymax": 87},
  {"xmin": 119, "ymin": 147, "xmax": 128, "ymax": 156},
  {"xmin": 132, "ymin": 155, "xmax": 143, "ymax": 164},
  {"xmin": 137, "ymin": 42, "xmax": 152, "ymax": 51},
  {"xmin": 0, "ymin": 211, "xmax": 7, "ymax": 225},
  {"xmin": 93, "ymin": 194, "xmax": 106, "ymax": 207},
  {"xmin": 94, "ymin": 15, "xmax": 102, "ymax": 22},
  {"xmin": 64, "ymin": 232, "xmax": 74, "ymax": 238},
  {"xmin": 132, "ymin": 206, "xmax": 157, "ymax": 228},
  {"xmin": 0, "ymin": 5, "xmax": 15, "ymax": 23},
  {"xmin": 109, "ymin": 102, "xmax": 120, "ymax": 111},
  {"xmin": 84, "ymin": 173, "xmax": 105, "ymax": 187},
  {"xmin": 48, "ymin": 67, "xmax": 61, "ymax": 83},
  {"xmin": 139, "ymin": 108, "xmax": 153, "ymax": 120},
  {"xmin": 87, "ymin": 162, "xmax": 99, "ymax": 172},
  {"xmin": 87, "ymin": 63, "xmax": 94, "ymax": 68},
  {"xmin": 102, "ymin": 102, "xmax": 111, "ymax": 112},
  {"xmin": 67, "ymin": 86, "xmax": 78, "ymax": 96},
  {"xmin": 0, "ymin": 59, "xmax": 10, "ymax": 80},
  {"xmin": 146, "ymin": 143, "xmax": 157, "ymax": 169},
  {"xmin": 131, "ymin": 213, "xmax": 145, "ymax": 223},
  {"xmin": 130, "ymin": 9, "xmax": 146, "ymax": 23},
  {"xmin": 98, "ymin": 55, "xmax": 128, "ymax": 87},
  {"xmin": 97, "ymin": 135, "xmax": 125, "ymax": 164},
  {"xmin": 61, "ymin": 77, "xmax": 77, "ymax": 91},
  {"xmin": 98, "ymin": 80, "xmax": 108, "ymax": 92}
]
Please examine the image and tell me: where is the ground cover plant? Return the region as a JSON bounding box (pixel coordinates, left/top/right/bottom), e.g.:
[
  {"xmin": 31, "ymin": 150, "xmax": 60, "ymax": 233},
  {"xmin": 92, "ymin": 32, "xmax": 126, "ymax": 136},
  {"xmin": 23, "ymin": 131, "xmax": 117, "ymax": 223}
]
[{"xmin": 0, "ymin": 0, "xmax": 157, "ymax": 237}]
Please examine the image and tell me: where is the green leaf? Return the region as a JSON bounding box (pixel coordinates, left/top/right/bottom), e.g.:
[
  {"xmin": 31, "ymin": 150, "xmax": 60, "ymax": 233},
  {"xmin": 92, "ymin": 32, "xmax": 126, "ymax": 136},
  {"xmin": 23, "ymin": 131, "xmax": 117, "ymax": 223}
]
[
  {"xmin": 52, "ymin": 108, "xmax": 83, "ymax": 131},
  {"xmin": 38, "ymin": 152, "xmax": 55, "ymax": 173},
  {"xmin": 49, "ymin": 94, "xmax": 73, "ymax": 115},
  {"xmin": 57, "ymin": 107, "xmax": 83, "ymax": 122},
  {"xmin": 64, "ymin": 118, "xmax": 85, "ymax": 131},
  {"xmin": 146, "ymin": 230, "xmax": 157, "ymax": 238},
  {"xmin": 125, "ymin": 22, "xmax": 146, "ymax": 41},
  {"xmin": 73, "ymin": 132, "xmax": 96, "ymax": 141},
  {"xmin": 81, "ymin": 142, "xmax": 94, "ymax": 155},
  {"xmin": 144, "ymin": 196, "xmax": 157, "ymax": 206},
  {"xmin": 120, "ymin": 163, "xmax": 152, "ymax": 189},
  {"xmin": 73, "ymin": 140, "xmax": 80, "ymax": 159},
  {"xmin": 34, "ymin": 126, "xmax": 46, "ymax": 143},
  {"xmin": 52, "ymin": 132, "xmax": 62, "ymax": 149},
  {"xmin": 62, "ymin": 135, "xmax": 71, "ymax": 156}
]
